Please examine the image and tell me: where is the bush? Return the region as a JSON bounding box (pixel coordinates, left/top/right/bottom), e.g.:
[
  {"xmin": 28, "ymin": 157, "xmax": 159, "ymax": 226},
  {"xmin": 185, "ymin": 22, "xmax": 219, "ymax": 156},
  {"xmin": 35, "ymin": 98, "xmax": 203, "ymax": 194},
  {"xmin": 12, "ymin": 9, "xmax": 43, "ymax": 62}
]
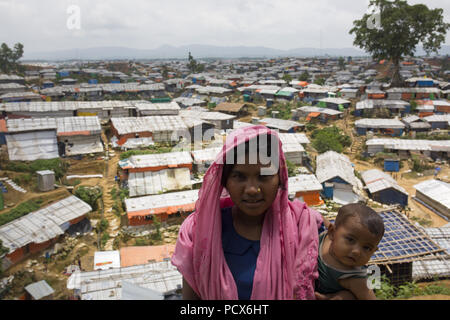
[
  {"xmin": 75, "ymin": 186, "xmax": 103, "ymax": 211},
  {"xmin": 311, "ymin": 126, "xmax": 352, "ymax": 154},
  {"xmin": 6, "ymin": 158, "xmax": 68, "ymax": 180}
]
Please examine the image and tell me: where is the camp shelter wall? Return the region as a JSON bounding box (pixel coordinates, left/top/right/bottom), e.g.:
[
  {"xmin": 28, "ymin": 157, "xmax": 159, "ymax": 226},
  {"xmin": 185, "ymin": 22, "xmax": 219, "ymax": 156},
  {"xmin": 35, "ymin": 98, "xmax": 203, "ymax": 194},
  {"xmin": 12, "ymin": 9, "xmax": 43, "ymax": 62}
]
[{"xmin": 6, "ymin": 130, "xmax": 59, "ymax": 161}]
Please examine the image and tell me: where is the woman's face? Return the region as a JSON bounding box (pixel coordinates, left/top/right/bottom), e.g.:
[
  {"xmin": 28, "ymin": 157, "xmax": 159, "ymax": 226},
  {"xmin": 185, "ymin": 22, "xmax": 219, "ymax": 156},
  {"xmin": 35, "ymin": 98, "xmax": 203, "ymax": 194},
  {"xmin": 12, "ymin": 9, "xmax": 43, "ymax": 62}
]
[{"xmin": 225, "ymin": 159, "xmax": 280, "ymax": 217}]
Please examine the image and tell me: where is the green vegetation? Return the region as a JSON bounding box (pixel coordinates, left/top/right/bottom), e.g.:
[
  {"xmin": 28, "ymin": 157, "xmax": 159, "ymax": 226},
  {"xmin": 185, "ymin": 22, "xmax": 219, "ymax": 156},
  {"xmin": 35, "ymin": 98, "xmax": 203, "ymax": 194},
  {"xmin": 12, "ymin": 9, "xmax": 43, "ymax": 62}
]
[
  {"xmin": 411, "ymin": 155, "xmax": 434, "ymax": 173},
  {"xmin": 314, "ymin": 77, "xmax": 325, "ymax": 86},
  {"xmin": 311, "ymin": 126, "xmax": 352, "ymax": 154},
  {"xmin": 298, "ymin": 71, "xmax": 309, "ymax": 81},
  {"xmin": 0, "ymin": 199, "xmax": 43, "ymax": 227},
  {"xmin": 0, "ymin": 192, "xmax": 4, "ymax": 211},
  {"xmin": 375, "ymin": 275, "xmax": 450, "ymax": 299},
  {"xmin": 410, "ymin": 216, "xmax": 432, "ymax": 227},
  {"xmin": 0, "ymin": 42, "xmax": 24, "ymax": 74},
  {"xmin": 286, "ymin": 160, "xmax": 297, "ymax": 177},
  {"xmin": 350, "ymin": 0, "xmax": 449, "ymax": 87},
  {"xmin": 5, "ymin": 158, "xmax": 68, "ymax": 180},
  {"xmin": 401, "ymin": 132, "xmax": 450, "ymax": 141},
  {"xmin": 119, "ymin": 143, "xmax": 176, "ymax": 160},
  {"xmin": 269, "ymin": 103, "xmax": 294, "ymax": 120},
  {"xmin": 74, "ymin": 186, "xmax": 103, "ymax": 211},
  {"xmin": 187, "ymin": 52, "xmax": 205, "ymax": 73}
]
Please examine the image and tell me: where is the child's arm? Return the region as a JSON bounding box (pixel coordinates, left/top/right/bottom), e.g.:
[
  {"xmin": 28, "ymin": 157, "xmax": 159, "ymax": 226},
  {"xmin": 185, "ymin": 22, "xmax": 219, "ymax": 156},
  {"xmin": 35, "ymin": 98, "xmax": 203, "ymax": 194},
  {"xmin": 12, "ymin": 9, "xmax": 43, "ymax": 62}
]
[{"xmin": 338, "ymin": 277, "xmax": 377, "ymax": 300}]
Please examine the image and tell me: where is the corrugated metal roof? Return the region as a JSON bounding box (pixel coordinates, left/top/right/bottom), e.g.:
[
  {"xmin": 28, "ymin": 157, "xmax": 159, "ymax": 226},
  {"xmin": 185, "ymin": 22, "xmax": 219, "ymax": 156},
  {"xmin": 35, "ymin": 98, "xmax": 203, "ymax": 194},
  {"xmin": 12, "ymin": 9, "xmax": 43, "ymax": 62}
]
[
  {"xmin": 0, "ymin": 196, "xmax": 92, "ymax": 252},
  {"xmin": 414, "ymin": 179, "xmax": 450, "ymax": 211},
  {"xmin": 127, "ymin": 168, "xmax": 192, "ymax": 197},
  {"xmin": 179, "ymin": 109, "xmax": 236, "ymax": 121},
  {"xmin": 260, "ymin": 118, "xmax": 304, "ymax": 131},
  {"xmin": 6, "ymin": 117, "xmax": 101, "ymax": 135},
  {"xmin": 25, "ymin": 280, "xmax": 54, "ymax": 300},
  {"xmin": 366, "ymin": 138, "xmax": 450, "ymax": 152},
  {"xmin": 111, "ymin": 116, "xmax": 188, "ymax": 135},
  {"xmin": 355, "ymin": 118, "xmax": 405, "ymax": 129},
  {"xmin": 67, "ymin": 260, "xmax": 182, "ymax": 300},
  {"xmin": 288, "ymin": 174, "xmax": 323, "ymax": 193},
  {"xmin": 361, "ymin": 169, "xmax": 408, "ymax": 195},
  {"xmin": 297, "ymin": 106, "xmax": 343, "ymax": 116},
  {"xmin": 316, "ymin": 151, "xmax": 358, "ymax": 186},
  {"xmin": 128, "ymin": 151, "xmax": 192, "ymax": 169},
  {"xmin": 125, "ymin": 189, "xmax": 199, "ymax": 213},
  {"xmin": 191, "ymin": 147, "xmax": 222, "ymax": 164}
]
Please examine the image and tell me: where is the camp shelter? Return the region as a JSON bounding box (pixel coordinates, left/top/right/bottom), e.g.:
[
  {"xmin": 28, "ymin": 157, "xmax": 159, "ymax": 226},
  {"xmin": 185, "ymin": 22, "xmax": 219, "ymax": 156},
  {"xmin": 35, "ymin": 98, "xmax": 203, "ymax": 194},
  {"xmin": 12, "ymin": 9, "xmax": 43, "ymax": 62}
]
[
  {"xmin": 316, "ymin": 97, "xmax": 351, "ymax": 111},
  {"xmin": 120, "ymin": 151, "xmax": 193, "ymax": 173},
  {"xmin": 67, "ymin": 260, "xmax": 182, "ymax": 300},
  {"xmin": 93, "ymin": 250, "xmax": 121, "ymax": 270},
  {"xmin": 214, "ymin": 102, "xmax": 248, "ymax": 117},
  {"xmin": 134, "ymin": 101, "xmax": 180, "ymax": 116},
  {"xmin": 365, "ymin": 138, "xmax": 450, "ymax": 160},
  {"xmin": 361, "ymin": 169, "xmax": 408, "ymax": 207},
  {"xmin": 125, "ymin": 189, "xmax": 199, "ymax": 226},
  {"xmin": 354, "ymin": 118, "xmax": 405, "ymax": 136},
  {"xmin": 401, "ymin": 115, "xmax": 431, "ymax": 133},
  {"xmin": 296, "ymin": 106, "xmax": 343, "ymax": 123},
  {"xmin": 110, "ymin": 116, "xmax": 188, "ymax": 146},
  {"xmin": 365, "ymin": 89, "xmax": 386, "ymax": 99},
  {"xmin": 386, "ymin": 87, "xmax": 440, "ymax": 101},
  {"xmin": 120, "ymin": 245, "xmax": 176, "ymax": 267},
  {"xmin": 433, "ymin": 100, "xmax": 450, "ymax": 114},
  {"xmin": 259, "ymin": 118, "xmax": 305, "ymax": 133},
  {"xmin": 3, "ymin": 116, "xmax": 103, "ymax": 158},
  {"xmin": 405, "ymin": 77, "xmax": 437, "ymax": 88},
  {"xmin": 278, "ymin": 133, "xmax": 310, "ymax": 165},
  {"xmin": 24, "ymin": 280, "xmax": 54, "ymax": 300},
  {"xmin": 288, "ymin": 174, "xmax": 323, "ymax": 206},
  {"xmin": 413, "ymin": 179, "xmax": 450, "ymax": 220},
  {"xmin": 315, "ymin": 151, "xmax": 362, "ymax": 205},
  {"xmin": 191, "ymin": 147, "xmax": 222, "ymax": 173},
  {"xmin": 173, "ymin": 97, "xmax": 206, "ymax": 109},
  {"xmin": 179, "ymin": 109, "xmax": 236, "ymax": 131},
  {"xmin": 0, "ymin": 91, "xmax": 42, "ymax": 103},
  {"xmin": 422, "ymin": 114, "xmax": 450, "ymax": 130},
  {"xmin": 0, "ymin": 196, "xmax": 92, "ymax": 270},
  {"xmin": 339, "ymin": 88, "xmax": 359, "ymax": 99},
  {"xmin": 369, "ymin": 210, "xmax": 446, "ymax": 286},
  {"xmin": 354, "ymin": 100, "xmax": 410, "ymax": 117}
]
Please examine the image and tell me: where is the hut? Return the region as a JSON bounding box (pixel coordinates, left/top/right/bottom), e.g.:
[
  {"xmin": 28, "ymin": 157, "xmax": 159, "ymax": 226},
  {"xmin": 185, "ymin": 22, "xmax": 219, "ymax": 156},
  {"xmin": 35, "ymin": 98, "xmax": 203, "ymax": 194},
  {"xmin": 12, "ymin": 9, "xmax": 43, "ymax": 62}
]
[
  {"xmin": 259, "ymin": 118, "xmax": 305, "ymax": 133},
  {"xmin": 315, "ymin": 151, "xmax": 362, "ymax": 205},
  {"xmin": 119, "ymin": 151, "xmax": 193, "ymax": 197},
  {"xmin": 0, "ymin": 196, "xmax": 92, "ymax": 270},
  {"xmin": 110, "ymin": 116, "xmax": 189, "ymax": 147},
  {"xmin": 278, "ymin": 133, "xmax": 310, "ymax": 165},
  {"xmin": 214, "ymin": 102, "xmax": 248, "ymax": 117},
  {"xmin": 120, "ymin": 245, "xmax": 176, "ymax": 267},
  {"xmin": 316, "ymin": 97, "xmax": 351, "ymax": 111},
  {"xmin": 288, "ymin": 174, "xmax": 323, "ymax": 206},
  {"xmin": 191, "ymin": 147, "xmax": 222, "ymax": 173},
  {"xmin": 134, "ymin": 101, "xmax": 180, "ymax": 116},
  {"xmin": 361, "ymin": 169, "xmax": 408, "ymax": 207},
  {"xmin": 36, "ymin": 170, "xmax": 55, "ymax": 192},
  {"xmin": 354, "ymin": 100, "xmax": 410, "ymax": 117},
  {"xmin": 369, "ymin": 210, "xmax": 446, "ymax": 286},
  {"xmin": 354, "ymin": 118, "xmax": 405, "ymax": 136},
  {"xmin": 179, "ymin": 109, "xmax": 236, "ymax": 131},
  {"xmin": 296, "ymin": 106, "xmax": 343, "ymax": 123},
  {"xmin": 124, "ymin": 189, "xmax": 199, "ymax": 226},
  {"xmin": 422, "ymin": 114, "xmax": 450, "ymax": 130},
  {"xmin": 67, "ymin": 260, "xmax": 182, "ymax": 300},
  {"xmin": 24, "ymin": 280, "xmax": 54, "ymax": 300},
  {"xmin": 413, "ymin": 180, "xmax": 450, "ymax": 220}
]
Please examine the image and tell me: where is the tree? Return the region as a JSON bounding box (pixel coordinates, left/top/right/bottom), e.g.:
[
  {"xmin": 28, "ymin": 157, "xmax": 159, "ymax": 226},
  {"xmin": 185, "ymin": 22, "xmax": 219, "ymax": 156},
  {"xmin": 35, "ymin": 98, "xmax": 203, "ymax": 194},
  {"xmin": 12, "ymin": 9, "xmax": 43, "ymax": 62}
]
[
  {"xmin": 311, "ymin": 126, "xmax": 352, "ymax": 154},
  {"xmin": 298, "ymin": 71, "xmax": 309, "ymax": 82},
  {"xmin": 314, "ymin": 77, "xmax": 325, "ymax": 86},
  {"xmin": 338, "ymin": 57, "xmax": 346, "ymax": 70},
  {"xmin": 187, "ymin": 51, "xmax": 204, "ymax": 73},
  {"xmin": 282, "ymin": 73, "xmax": 292, "ymax": 83},
  {"xmin": 350, "ymin": 0, "xmax": 449, "ymax": 87},
  {"xmin": 0, "ymin": 42, "xmax": 24, "ymax": 74}
]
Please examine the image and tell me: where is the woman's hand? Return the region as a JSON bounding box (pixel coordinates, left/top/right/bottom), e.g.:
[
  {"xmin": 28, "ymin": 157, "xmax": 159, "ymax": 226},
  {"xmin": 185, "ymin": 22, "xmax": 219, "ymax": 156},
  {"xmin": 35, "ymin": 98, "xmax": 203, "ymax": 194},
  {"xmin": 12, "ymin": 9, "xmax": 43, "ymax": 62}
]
[{"xmin": 314, "ymin": 290, "xmax": 356, "ymax": 300}]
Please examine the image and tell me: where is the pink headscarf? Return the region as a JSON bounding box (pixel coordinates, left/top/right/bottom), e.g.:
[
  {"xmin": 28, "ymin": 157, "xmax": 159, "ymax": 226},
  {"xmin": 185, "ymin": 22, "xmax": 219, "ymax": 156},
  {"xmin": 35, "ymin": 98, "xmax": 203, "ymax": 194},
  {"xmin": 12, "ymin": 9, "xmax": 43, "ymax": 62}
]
[{"xmin": 171, "ymin": 125, "xmax": 323, "ymax": 300}]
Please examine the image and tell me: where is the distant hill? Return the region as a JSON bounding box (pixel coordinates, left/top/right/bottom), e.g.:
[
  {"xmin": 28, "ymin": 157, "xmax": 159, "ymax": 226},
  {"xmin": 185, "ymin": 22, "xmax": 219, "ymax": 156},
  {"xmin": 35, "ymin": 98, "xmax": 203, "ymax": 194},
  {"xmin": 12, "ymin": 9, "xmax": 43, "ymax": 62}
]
[{"xmin": 23, "ymin": 44, "xmax": 450, "ymax": 61}]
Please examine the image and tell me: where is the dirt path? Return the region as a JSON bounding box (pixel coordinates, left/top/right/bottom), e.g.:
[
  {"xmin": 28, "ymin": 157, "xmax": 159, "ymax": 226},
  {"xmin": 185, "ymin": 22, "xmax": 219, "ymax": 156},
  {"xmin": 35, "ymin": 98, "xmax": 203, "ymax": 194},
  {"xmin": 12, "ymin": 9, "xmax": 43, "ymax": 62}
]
[{"xmin": 98, "ymin": 134, "xmax": 121, "ymax": 251}]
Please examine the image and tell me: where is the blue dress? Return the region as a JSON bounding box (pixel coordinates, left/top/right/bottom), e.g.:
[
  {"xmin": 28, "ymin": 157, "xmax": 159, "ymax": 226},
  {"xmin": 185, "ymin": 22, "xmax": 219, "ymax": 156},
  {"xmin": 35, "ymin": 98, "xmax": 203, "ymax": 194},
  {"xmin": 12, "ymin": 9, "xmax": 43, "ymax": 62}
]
[
  {"xmin": 221, "ymin": 207, "xmax": 325, "ymax": 300},
  {"xmin": 221, "ymin": 207, "xmax": 260, "ymax": 300}
]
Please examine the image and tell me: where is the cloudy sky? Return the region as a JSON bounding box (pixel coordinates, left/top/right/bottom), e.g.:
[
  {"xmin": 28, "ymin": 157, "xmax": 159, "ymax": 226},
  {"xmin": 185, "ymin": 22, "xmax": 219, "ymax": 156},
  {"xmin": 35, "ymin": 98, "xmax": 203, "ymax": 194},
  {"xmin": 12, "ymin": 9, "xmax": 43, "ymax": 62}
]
[{"xmin": 1, "ymin": 0, "xmax": 449, "ymax": 53}]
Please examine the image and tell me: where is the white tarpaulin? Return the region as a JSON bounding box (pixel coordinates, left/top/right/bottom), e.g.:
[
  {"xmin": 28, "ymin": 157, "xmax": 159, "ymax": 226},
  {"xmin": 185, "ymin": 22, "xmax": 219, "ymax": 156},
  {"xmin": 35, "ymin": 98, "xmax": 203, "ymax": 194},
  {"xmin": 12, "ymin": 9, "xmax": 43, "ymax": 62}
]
[{"xmin": 6, "ymin": 130, "xmax": 59, "ymax": 161}]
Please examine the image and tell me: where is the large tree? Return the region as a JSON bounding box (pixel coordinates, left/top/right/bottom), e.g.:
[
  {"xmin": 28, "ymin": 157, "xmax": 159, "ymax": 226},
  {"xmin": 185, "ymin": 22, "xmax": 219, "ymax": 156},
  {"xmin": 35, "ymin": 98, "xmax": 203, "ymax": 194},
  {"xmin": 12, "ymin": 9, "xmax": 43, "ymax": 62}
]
[
  {"xmin": 0, "ymin": 42, "xmax": 24, "ymax": 74},
  {"xmin": 350, "ymin": 0, "xmax": 449, "ymax": 87}
]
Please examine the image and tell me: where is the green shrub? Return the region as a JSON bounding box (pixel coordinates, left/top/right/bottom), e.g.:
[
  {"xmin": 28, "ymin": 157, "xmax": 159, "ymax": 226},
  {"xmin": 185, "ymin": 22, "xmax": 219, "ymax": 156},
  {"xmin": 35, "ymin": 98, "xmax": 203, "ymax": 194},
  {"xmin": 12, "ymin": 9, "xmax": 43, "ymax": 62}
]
[
  {"xmin": 311, "ymin": 126, "xmax": 352, "ymax": 154},
  {"xmin": 0, "ymin": 199, "xmax": 43, "ymax": 226},
  {"xmin": 75, "ymin": 186, "xmax": 102, "ymax": 211}
]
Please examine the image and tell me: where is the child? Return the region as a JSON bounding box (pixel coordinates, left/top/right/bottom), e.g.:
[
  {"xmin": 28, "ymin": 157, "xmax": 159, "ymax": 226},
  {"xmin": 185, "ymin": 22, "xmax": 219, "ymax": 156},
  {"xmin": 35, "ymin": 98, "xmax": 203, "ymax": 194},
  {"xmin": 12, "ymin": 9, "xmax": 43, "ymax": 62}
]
[{"xmin": 316, "ymin": 203, "xmax": 385, "ymax": 300}]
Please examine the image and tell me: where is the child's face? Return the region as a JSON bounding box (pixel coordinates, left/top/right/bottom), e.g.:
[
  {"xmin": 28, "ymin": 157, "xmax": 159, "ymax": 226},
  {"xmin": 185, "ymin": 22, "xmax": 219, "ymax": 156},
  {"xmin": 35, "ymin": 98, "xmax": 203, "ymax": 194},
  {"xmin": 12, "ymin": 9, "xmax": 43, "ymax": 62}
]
[{"xmin": 329, "ymin": 216, "xmax": 381, "ymax": 268}]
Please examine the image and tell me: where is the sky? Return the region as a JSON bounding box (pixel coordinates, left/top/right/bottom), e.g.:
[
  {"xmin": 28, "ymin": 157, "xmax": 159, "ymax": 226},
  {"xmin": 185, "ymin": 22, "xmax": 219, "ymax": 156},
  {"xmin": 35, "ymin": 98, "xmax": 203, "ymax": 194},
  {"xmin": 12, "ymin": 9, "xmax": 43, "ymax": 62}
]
[{"xmin": 0, "ymin": 0, "xmax": 449, "ymax": 53}]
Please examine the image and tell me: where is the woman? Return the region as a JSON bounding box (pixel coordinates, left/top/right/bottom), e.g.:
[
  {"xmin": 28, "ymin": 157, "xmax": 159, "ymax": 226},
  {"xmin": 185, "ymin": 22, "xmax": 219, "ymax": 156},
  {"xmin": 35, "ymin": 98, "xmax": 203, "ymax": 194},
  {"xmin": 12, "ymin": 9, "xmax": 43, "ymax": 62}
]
[{"xmin": 171, "ymin": 125, "xmax": 324, "ymax": 300}]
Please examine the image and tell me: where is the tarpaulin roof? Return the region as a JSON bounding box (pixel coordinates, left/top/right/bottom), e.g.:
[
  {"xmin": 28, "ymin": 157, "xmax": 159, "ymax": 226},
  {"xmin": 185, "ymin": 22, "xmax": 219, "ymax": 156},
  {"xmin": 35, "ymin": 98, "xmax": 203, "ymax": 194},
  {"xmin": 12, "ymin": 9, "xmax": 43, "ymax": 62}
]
[{"xmin": 120, "ymin": 245, "xmax": 176, "ymax": 268}]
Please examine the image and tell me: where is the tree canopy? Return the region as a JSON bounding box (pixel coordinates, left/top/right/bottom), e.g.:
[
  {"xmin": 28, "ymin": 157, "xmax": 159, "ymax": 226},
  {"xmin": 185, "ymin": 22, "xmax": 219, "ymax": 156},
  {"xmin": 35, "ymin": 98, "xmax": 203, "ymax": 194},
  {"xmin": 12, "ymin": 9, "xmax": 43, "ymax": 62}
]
[
  {"xmin": 0, "ymin": 42, "xmax": 24, "ymax": 74},
  {"xmin": 311, "ymin": 126, "xmax": 352, "ymax": 154},
  {"xmin": 350, "ymin": 0, "xmax": 449, "ymax": 86},
  {"xmin": 187, "ymin": 51, "xmax": 205, "ymax": 73}
]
